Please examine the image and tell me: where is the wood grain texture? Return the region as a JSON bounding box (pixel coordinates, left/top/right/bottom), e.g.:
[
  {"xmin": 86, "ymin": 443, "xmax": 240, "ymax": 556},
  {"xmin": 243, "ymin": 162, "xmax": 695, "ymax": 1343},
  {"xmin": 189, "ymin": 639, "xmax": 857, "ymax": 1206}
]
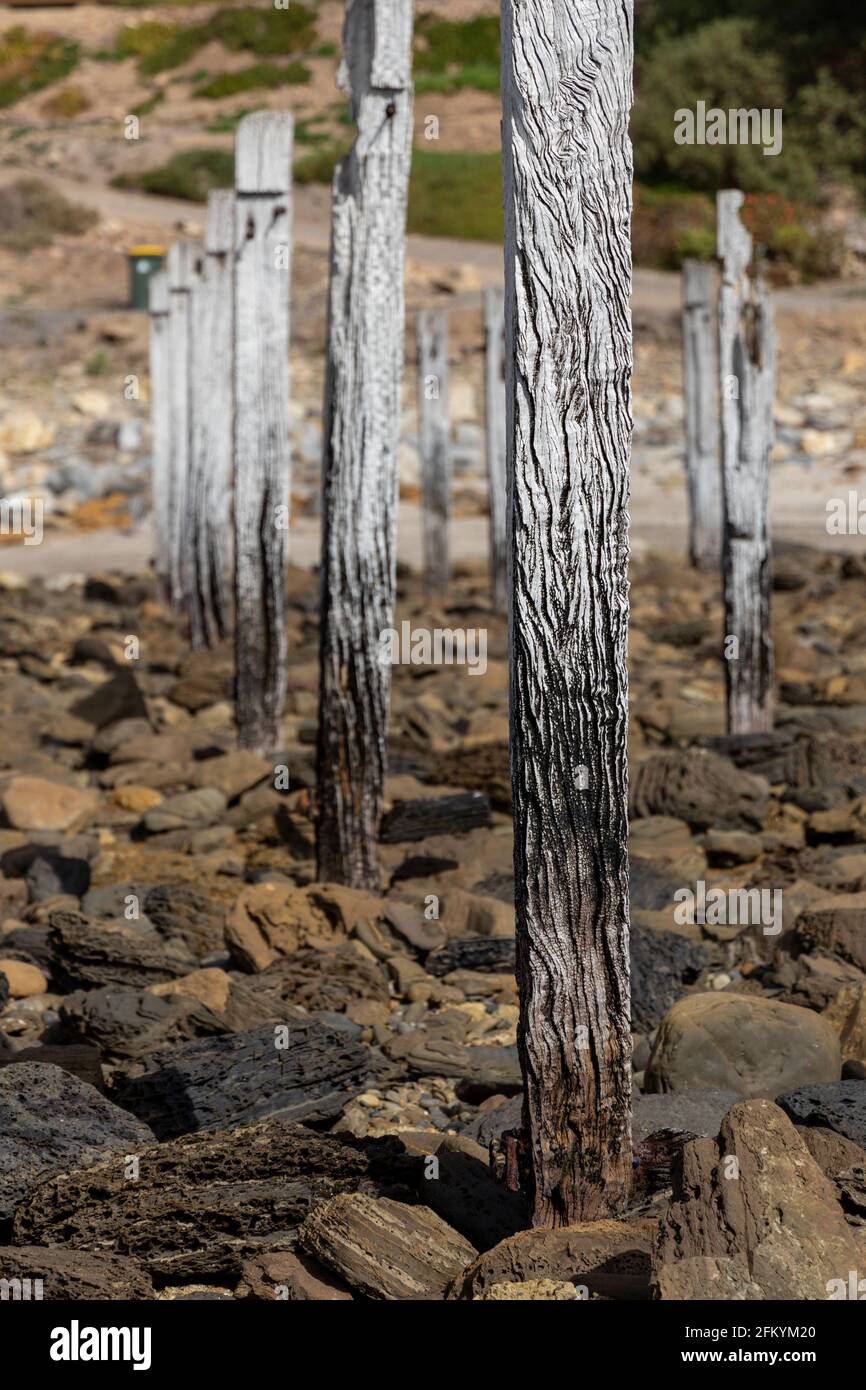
[
  {"xmin": 316, "ymin": 0, "xmax": 414, "ymax": 890},
  {"xmin": 501, "ymin": 0, "xmax": 634, "ymax": 1225},
  {"xmin": 147, "ymin": 269, "xmax": 171, "ymax": 603},
  {"xmin": 682, "ymin": 259, "xmax": 721, "ymax": 570},
  {"xmin": 416, "ymin": 308, "xmax": 451, "ymax": 595},
  {"xmin": 717, "ymin": 190, "xmax": 776, "ymax": 736},
  {"xmin": 187, "ymin": 190, "xmax": 234, "ymax": 650},
  {"xmin": 166, "ymin": 241, "xmax": 197, "ymax": 612},
  {"xmin": 483, "ymin": 286, "xmax": 508, "ymax": 612},
  {"xmin": 233, "ymin": 112, "xmax": 293, "ymax": 754}
]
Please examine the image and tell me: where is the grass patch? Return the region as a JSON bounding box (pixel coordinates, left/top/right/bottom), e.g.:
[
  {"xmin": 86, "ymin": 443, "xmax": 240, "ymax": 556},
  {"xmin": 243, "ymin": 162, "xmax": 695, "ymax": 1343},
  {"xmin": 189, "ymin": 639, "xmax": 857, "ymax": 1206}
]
[
  {"xmin": 0, "ymin": 176, "xmax": 96, "ymax": 251},
  {"xmin": 408, "ymin": 150, "xmax": 502, "ymax": 240},
  {"xmin": 113, "ymin": 148, "xmax": 233, "ymax": 202},
  {"xmin": 297, "ymin": 144, "xmax": 504, "ymax": 242},
  {"xmin": 113, "ymin": 4, "xmax": 318, "ymax": 76},
  {"xmin": 414, "ymin": 13, "xmax": 499, "ymax": 94},
  {"xmin": 0, "ymin": 26, "xmax": 80, "ymax": 108},
  {"xmin": 41, "ymin": 83, "xmax": 90, "ymax": 119},
  {"xmin": 131, "ymin": 89, "xmax": 165, "ymax": 118},
  {"xmin": 85, "ymin": 349, "xmax": 108, "ymax": 377},
  {"xmin": 194, "ymin": 60, "xmax": 310, "ymax": 99}
]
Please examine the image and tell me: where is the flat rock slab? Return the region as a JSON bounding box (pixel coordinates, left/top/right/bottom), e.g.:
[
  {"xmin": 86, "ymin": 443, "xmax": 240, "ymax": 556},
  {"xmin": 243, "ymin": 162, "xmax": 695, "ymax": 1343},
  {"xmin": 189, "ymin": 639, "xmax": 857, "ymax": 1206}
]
[
  {"xmin": 0, "ymin": 1061, "xmax": 153, "ymax": 1223},
  {"xmin": 116, "ymin": 1021, "xmax": 370, "ymax": 1138},
  {"xmin": 49, "ymin": 914, "xmax": 195, "ymax": 990},
  {"xmin": 301, "ymin": 1193, "xmax": 477, "ymax": 1299},
  {"xmin": 2, "ymin": 776, "xmax": 99, "ymax": 833},
  {"xmin": 0, "ymin": 1245, "xmax": 153, "ymax": 1300},
  {"xmin": 13, "ymin": 1118, "xmax": 413, "ymax": 1283},
  {"xmin": 630, "ymin": 749, "xmax": 768, "ymax": 831},
  {"xmin": 777, "ymin": 1081, "xmax": 866, "ymax": 1149},
  {"xmin": 450, "ymin": 1219, "xmax": 656, "ymax": 1300}
]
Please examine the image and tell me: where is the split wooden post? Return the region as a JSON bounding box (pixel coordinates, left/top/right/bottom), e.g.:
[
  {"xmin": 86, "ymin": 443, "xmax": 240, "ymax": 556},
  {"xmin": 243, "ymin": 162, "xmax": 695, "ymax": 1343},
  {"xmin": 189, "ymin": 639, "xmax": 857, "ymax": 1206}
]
[
  {"xmin": 483, "ymin": 286, "xmax": 507, "ymax": 611},
  {"xmin": 186, "ymin": 190, "xmax": 235, "ymax": 650},
  {"xmin": 682, "ymin": 259, "xmax": 721, "ymax": 570},
  {"xmin": 717, "ymin": 189, "xmax": 776, "ymax": 735},
  {"xmin": 501, "ymin": 0, "xmax": 634, "ymax": 1226},
  {"xmin": 316, "ymin": 0, "xmax": 414, "ymax": 890},
  {"xmin": 233, "ymin": 111, "xmax": 293, "ymax": 754},
  {"xmin": 147, "ymin": 268, "xmax": 171, "ymax": 602},
  {"xmin": 166, "ymin": 240, "xmax": 197, "ymax": 611},
  {"xmin": 416, "ymin": 308, "xmax": 451, "ymax": 594}
]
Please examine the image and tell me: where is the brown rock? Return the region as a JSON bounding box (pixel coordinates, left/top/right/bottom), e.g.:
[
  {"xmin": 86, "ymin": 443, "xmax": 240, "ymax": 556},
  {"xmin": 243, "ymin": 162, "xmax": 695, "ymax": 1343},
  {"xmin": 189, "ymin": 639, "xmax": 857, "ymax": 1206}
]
[
  {"xmin": 0, "ymin": 958, "xmax": 47, "ymax": 998},
  {"xmin": 630, "ymin": 749, "xmax": 768, "ymax": 831},
  {"xmin": 2, "ymin": 776, "xmax": 98, "ymax": 833},
  {"xmin": 645, "ymin": 993, "xmax": 841, "ymax": 1098},
  {"xmin": 451, "ymin": 1219, "xmax": 656, "ymax": 1300},
  {"xmin": 237, "ymin": 1250, "xmax": 352, "ymax": 1301},
  {"xmin": 0, "ymin": 1246, "xmax": 153, "ymax": 1300},
  {"xmin": 798, "ymin": 1125, "xmax": 866, "ymax": 1177},
  {"xmin": 797, "ymin": 908, "xmax": 866, "ymax": 973},
  {"xmin": 653, "ymin": 1099, "xmax": 862, "ymax": 1300},
  {"xmin": 823, "ymin": 983, "xmax": 866, "ymax": 1065},
  {"xmin": 475, "ymin": 1279, "xmax": 581, "ymax": 1300},
  {"xmin": 226, "ymin": 881, "xmax": 376, "ymax": 970},
  {"xmin": 300, "ymin": 1193, "xmax": 476, "ymax": 1300}
]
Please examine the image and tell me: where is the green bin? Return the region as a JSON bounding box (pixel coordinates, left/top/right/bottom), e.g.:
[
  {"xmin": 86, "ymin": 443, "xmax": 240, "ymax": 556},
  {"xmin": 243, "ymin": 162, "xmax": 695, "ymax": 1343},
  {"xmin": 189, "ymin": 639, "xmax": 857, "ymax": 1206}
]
[{"xmin": 128, "ymin": 245, "xmax": 166, "ymax": 310}]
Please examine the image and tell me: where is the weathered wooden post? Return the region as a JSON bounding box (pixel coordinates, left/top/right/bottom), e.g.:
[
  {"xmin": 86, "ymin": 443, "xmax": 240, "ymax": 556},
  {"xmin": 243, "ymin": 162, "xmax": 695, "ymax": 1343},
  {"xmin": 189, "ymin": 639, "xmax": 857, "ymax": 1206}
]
[
  {"xmin": 483, "ymin": 286, "xmax": 507, "ymax": 611},
  {"xmin": 186, "ymin": 190, "xmax": 234, "ymax": 650},
  {"xmin": 682, "ymin": 259, "xmax": 721, "ymax": 570},
  {"xmin": 233, "ymin": 111, "xmax": 293, "ymax": 753},
  {"xmin": 147, "ymin": 268, "xmax": 171, "ymax": 602},
  {"xmin": 717, "ymin": 189, "xmax": 776, "ymax": 735},
  {"xmin": 316, "ymin": 0, "xmax": 413, "ymax": 889},
  {"xmin": 416, "ymin": 308, "xmax": 451, "ymax": 594},
  {"xmin": 502, "ymin": 0, "xmax": 634, "ymax": 1225},
  {"xmin": 166, "ymin": 240, "xmax": 196, "ymax": 611}
]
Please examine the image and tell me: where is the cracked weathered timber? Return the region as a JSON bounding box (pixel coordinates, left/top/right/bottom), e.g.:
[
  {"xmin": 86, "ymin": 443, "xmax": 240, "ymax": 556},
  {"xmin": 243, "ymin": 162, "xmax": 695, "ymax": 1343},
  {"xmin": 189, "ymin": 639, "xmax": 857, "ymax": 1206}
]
[
  {"xmin": 186, "ymin": 190, "xmax": 234, "ymax": 650},
  {"xmin": 147, "ymin": 269, "xmax": 171, "ymax": 603},
  {"xmin": 483, "ymin": 286, "xmax": 507, "ymax": 611},
  {"xmin": 682, "ymin": 259, "xmax": 721, "ymax": 570},
  {"xmin": 718, "ymin": 190, "xmax": 776, "ymax": 735},
  {"xmin": 501, "ymin": 0, "xmax": 634, "ymax": 1225},
  {"xmin": 416, "ymin": 308, "xmax": 451, "ymax": 594},
  {"xmin": 166, "ymin": 241, "xmax": 196, "ymax": 611},
  {"xmin": 233, "ymin": 112, "xmax": 293, "ymax": 753},
  {"xmin": 316, "ymin": 0, "xmax": 414, "ymax": 889}
]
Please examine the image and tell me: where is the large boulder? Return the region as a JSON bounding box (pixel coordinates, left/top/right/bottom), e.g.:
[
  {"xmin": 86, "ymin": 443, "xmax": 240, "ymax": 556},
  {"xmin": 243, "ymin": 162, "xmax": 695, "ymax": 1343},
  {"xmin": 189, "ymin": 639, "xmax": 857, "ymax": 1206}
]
[
  {"xmin": 653, "ymin": 1099, "xmax": 862, "ymax": 1299},
  {"xmin": 645, "ymin": 993, "xmax": 841, "ymax": 1098}
]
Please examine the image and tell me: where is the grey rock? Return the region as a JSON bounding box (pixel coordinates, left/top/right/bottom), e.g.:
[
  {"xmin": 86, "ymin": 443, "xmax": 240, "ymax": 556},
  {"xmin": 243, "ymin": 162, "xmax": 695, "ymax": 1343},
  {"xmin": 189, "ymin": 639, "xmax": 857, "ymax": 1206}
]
[
  {"xmin": 776, "ymin": 1081, "xmax": 866, "ymax": 1149},
  {"xmin": 0, "ymin": 1062, "xmax": 153, "ymax": 1223}
]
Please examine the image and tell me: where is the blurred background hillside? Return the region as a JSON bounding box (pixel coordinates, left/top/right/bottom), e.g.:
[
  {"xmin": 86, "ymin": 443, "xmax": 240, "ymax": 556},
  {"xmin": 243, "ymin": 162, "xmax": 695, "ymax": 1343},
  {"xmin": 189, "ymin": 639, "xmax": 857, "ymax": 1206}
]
[{"xmin": 0, "ymin": 0, "xmax": 862, "ymax": 281}]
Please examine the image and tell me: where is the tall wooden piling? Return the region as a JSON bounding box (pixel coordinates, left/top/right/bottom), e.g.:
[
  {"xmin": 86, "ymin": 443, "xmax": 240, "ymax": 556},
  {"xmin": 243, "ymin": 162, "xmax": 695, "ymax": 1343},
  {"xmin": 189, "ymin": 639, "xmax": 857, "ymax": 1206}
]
[
  {"xmin": 166, "ymin": 240, "xmax": 196, "ymax": 612},
  {"xmin": 502, "ymin": 0, "xmax": 634, "ymax": 1226},
  {"xmin": 416, "ymin": 308, "xmax": 451, "ymax": 594},
  {"xmin": 233, "ymin": 112, "xmax": 293, "ymax": 753},
  {"xmin": 483, "ymin": 286, "xmax": 507, "ymax": 611},
  {"xmin": 682, "ymin": 259, "xmax": 721, "ymax": 570},
  {"xmin": 718, "ymin": 189, "xmax": 776, "ymax": 735},
  {"xmin": 186, "ymin": 189, "xmax": 234, "ymax": 650},
  {"xmin": 316, "ymin": 0, "xmax": 414, "ymax": 889},
  {"xmin": 147, "ymin": 268, "xmax": 171, "ymax": 602}
]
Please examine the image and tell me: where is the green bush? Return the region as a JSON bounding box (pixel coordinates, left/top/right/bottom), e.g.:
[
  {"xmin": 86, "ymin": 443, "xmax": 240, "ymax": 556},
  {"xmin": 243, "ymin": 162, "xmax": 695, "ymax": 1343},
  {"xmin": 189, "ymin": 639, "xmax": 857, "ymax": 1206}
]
[
  {"xmin": 113, "ymin": 4, "xmax": 317, "ymax": 76},
  {"xmin": 413, "ymin": 13, "xmax": 499, "ymax": 95},
  {"xmin": 194, "ymin": 61, "xmax": 310, "ymax": 99},
  {"xmin": 113, "ymin": 149, "xmax": 233, "ymax": 202},
  {"xmin": 0, "ymin": 26, "xmax": 80, "ymax": 108}
]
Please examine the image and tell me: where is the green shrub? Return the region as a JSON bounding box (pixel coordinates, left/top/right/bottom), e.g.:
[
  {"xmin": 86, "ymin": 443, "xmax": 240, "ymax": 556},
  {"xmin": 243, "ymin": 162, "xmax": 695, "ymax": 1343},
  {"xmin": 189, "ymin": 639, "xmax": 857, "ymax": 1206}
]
[
  {"xmin": 194, "ymin": 61, "xmax": 310, "ymax": 98},
  {"xmin": 113, "ymin": 4, "xmax": 317, "ymax": 76},
  {"xmin": 413, "ymin": 13, "xmax": 499, "ymax": 94},
  {"xmin": 0, "ymin": 26, "xmax": 80, "ymax": 108},
  {"xmin": 408, "ymin": 150, "xmax": 503, "ymax": 241},
  {"xmin": 113, "ymin": 149, "xmax": 233, "ymax": 202},
  {"xmin": 41, "ymin": 83, "xmax": 89, "ymax": 119}
]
